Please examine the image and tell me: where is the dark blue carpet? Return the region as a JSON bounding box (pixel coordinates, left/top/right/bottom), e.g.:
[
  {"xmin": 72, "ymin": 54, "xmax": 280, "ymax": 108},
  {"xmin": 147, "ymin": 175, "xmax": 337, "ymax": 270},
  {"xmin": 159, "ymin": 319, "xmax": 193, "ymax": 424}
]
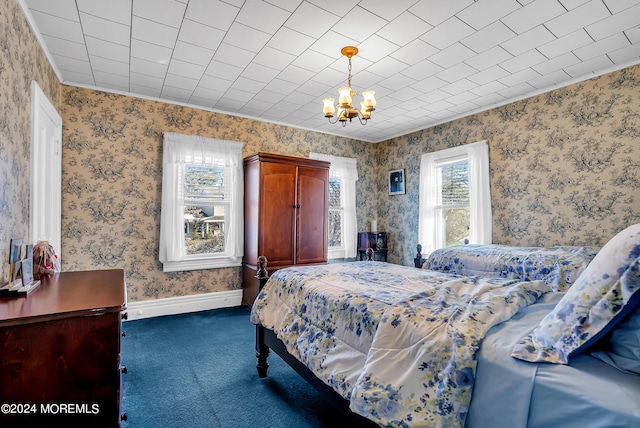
[{"xmin": 121, "ymin": 306, "xmax": 349, "ymax": 427}]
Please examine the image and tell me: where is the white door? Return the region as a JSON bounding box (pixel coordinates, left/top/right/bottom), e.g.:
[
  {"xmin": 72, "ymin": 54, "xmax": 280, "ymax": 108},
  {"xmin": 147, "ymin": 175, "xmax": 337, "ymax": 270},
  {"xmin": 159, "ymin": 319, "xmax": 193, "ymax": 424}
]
[{"xmin": 30, "ymin": 81, "xmax": 62, "ymax": 254}]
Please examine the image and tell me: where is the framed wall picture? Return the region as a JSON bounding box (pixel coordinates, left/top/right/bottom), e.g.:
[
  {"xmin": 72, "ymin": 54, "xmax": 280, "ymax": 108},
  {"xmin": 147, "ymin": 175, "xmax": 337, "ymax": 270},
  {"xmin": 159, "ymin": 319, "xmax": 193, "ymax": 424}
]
[{"xmin": 389, "ymin": 169, "xmax": 405, "ymax": 195}]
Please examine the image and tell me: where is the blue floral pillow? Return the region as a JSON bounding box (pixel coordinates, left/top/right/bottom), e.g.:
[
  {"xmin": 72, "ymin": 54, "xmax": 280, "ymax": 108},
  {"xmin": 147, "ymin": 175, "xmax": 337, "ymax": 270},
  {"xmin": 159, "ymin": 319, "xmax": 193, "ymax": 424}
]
[{"xmin": 512, "ymin": 223, "xmax": 640, "ymax": 364}]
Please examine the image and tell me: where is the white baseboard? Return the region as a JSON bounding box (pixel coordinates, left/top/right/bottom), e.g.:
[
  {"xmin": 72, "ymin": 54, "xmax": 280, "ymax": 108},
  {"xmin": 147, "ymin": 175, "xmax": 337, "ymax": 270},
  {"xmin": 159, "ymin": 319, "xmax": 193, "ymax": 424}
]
[{"xmin": 124, "ymin": 289, "xmax": 243, "ymax": 321}]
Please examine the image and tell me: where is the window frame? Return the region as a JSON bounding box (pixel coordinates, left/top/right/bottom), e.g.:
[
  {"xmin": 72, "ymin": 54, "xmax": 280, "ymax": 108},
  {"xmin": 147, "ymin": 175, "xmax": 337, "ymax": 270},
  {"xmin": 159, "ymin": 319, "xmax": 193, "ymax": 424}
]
[
  {"xmin": 309, "ymin": 153, "xmax": 358, "ymax": 259},
  {"xmin": 327, "ymin": 176, "xmax": 346, "ymax": 259},
  {"xmin": 159, "ymin": 133, "xmax": 243, "ymax": 272},
  {"xmin": 418, "ymin": 141, "xmax": 492, "ymax": 255}
]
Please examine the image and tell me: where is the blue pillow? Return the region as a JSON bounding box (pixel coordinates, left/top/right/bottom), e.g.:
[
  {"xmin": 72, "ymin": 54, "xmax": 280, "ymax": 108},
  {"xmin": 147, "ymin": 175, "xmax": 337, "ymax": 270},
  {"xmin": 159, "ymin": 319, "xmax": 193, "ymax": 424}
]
[
  {"xmin": 592, "ymin": 305, "xmax": 640, "ymax": 375},
  {"xmin": 512, "ymin": 223, "xmax": 640, "ymax": 364}
]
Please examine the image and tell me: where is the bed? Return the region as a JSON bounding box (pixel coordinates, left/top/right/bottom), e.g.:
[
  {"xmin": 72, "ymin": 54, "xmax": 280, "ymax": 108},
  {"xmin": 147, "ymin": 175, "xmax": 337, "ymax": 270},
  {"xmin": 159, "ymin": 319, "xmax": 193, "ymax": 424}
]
[{"xmin": 250, "ymin": 225, "xmax": 640, "ymax": 427}]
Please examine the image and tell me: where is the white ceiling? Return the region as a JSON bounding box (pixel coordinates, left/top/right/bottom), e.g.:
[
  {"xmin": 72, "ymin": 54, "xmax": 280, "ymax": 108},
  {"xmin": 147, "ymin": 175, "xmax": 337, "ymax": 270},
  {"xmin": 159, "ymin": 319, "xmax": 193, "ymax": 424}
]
[{"xmin": 19, "ymin": 0, "xmax": 640, "ymax": 143}]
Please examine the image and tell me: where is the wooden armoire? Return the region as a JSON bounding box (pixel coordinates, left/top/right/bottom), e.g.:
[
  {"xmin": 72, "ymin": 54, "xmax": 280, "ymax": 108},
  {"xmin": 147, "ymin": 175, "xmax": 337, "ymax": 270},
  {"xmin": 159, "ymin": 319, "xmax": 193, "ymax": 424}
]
[{"xmin": 242, "ymin": 152, "xmax": 330, "ymax": 306}]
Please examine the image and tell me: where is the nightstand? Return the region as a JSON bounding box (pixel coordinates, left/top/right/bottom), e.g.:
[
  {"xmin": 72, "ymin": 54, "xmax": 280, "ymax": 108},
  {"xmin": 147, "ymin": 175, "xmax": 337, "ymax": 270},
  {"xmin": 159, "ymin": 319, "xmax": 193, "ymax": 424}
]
[{"xmin": 357, "ymin": 232, "xmax": 388, "ymax": 262}]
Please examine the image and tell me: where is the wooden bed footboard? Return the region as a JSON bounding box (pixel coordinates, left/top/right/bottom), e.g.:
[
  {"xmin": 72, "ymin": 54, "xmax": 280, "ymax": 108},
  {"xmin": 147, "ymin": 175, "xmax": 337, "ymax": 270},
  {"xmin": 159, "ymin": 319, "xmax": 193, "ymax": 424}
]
[
  {"xmin": 253, "ymin": 256, "xmax": 378, "ymax": 426},
  {"xmin": 414, "ymin": 243, "xmax": 426, "ymax": 268}
]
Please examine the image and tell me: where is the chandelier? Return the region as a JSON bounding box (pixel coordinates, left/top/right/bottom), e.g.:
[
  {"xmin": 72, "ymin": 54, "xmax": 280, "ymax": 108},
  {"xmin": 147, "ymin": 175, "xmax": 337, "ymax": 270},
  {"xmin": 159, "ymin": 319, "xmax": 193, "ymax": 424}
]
[{"xmin": 322, "ymin": 46, "xmax": 376, "ymax": 126}]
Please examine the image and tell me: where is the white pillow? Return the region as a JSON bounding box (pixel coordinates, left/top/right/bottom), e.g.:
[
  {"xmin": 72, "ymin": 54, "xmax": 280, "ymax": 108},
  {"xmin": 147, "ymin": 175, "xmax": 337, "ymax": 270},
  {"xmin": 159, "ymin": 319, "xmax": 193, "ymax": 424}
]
[{"xmin": 512, "ymin": 223, "xmax": 640, "ymax": 364}]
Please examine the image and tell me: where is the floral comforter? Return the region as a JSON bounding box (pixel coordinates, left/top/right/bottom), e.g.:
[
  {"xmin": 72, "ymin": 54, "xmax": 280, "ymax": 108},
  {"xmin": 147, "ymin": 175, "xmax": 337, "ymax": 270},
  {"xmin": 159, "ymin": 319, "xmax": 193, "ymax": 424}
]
[
  {"xmin": 424, "ymin": 244, "xmax": 599, "ymax": 292},
  {"xmin": 250, "ymin": 261, "xmax": 550, "ymax": 427}
]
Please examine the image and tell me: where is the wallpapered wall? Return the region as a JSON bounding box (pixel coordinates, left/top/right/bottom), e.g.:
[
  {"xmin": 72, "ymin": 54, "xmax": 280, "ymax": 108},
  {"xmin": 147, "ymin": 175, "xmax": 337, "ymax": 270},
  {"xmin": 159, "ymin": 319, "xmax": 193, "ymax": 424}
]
[
  {"xmin": 59, "ymin": 86, "xmax": 376, "ymax": 301},
  {"xmin": 378, "ymin": 65, "xmax": 640, "ymax": 266},
  {"xmin": 3, "ymin": 0, "xmax": 639, "ymax": 302},
  {"xmin": 0, "ymin": 0, "xmax": 59, "ymax": 285}
]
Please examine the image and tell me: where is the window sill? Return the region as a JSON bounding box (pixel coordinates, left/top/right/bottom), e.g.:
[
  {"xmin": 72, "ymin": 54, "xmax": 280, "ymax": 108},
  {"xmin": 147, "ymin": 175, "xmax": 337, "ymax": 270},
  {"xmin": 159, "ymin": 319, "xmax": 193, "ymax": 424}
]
[{"xmin": 161, "ymin": 256, "xmax": 242, "ymax": 272}]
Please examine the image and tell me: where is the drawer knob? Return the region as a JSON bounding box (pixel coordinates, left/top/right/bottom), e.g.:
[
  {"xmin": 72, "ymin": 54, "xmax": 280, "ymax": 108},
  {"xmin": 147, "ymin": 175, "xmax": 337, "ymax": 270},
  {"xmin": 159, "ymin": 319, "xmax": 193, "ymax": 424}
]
[
  {"xmin": 121, "ymin": 366, "xmax": 128, "ymax": 374},
  {"xmin": 121, "ymin": 312, "xmax": 128, "ymax": 320},
  {"xmin": 122, "ymin": 331, "xmax": 126, "ymax": 337},
  {"xmin": 121, "ymin": 413, "xmax": 128, "ymax": 421}
]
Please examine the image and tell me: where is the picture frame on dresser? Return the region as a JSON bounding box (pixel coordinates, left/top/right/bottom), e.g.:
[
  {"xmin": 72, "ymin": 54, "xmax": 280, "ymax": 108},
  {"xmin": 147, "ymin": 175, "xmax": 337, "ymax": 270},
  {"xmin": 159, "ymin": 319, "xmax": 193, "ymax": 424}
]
[{"xmin": 389, "ymin": 169, "xmax": 405, "ymax": 195}]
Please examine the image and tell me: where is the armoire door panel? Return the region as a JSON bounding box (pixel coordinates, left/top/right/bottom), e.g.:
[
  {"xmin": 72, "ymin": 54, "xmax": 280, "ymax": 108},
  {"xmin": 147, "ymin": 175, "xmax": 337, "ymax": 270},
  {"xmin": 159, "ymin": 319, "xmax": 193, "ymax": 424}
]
[
  {"xmin": 260, "ymin": 163, "xmax": 296, "ymax": 266},
  {"xmin": 296, "ymin": 167, "xmax": 328, "ymax": 264}
]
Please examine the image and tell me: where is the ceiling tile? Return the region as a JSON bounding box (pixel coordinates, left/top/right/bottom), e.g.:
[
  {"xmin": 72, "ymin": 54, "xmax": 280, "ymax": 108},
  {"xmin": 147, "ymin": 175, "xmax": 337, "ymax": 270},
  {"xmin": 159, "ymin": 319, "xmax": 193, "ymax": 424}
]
[
  {"xmin": 435, "ymin": 62, "xmax": 477, "ymax": 83},
  {"xmin": 500, "ymin": 49, "xmax": 548, "ymax": 73},
  {"xmin": 130, "ymin": 39, "xmax": 172, "ymax": 64},
  {"xmin": 331, "ymin": 7, "xmax": 388, "ymax": 43},
  {"xmin": 167, "ymin": 59, "xmax": 206, "ymax": 80},
  {"xmin": 586, "ymin": 3, "xmax": 640, "ymax": 40},
  {"xmin": 132, "ymin": 16, "xmax": 179, "ymax": 48},
  {"xmin": 26, "ymin": 0, "xmax": 80, "ymax": 21},
  {"xmin": 501, "ymin": 0, "xmax": 565, "ymax": 34},
  {"xmin": 377, "ymin": 73, "xmax": 417, "ymax": 91},
  {"xmin": 77, "ymin": 0, "xmax": 131, "ymax": 25},
  {"xmin": 253, "ymin": 46, "xmax": 296, "ymax": 70},
  {"xmin": 130, "ymin": 72, "xmax": 165, "ymax": 89},
  {"xmin": 401, "ymin": 59, "xmax": 444, "ymax": 81},
  {"xmin": 265, "ymin": 0, "xmax": 303, "ymax": 13},
  {"xmin": 465, "ymin": 46, "xmax": 513, "ymax": 70},
  {"xmin": 164, "ymin": 73, "xmax": 199, "ymax": 91},
  {"xmin": 429, "ymin": 43, "xmax": 476, "ymax": 68},
  {"xmin": 59, "ymin": 69, "xmax": 95, "ymax": 86},
  {"xmin": 291, "ymin": 49, "xmax": 335, "ymax": 72},
  {"xmin": 356, "ymin": 36, "xmax": 400, "ymax": 63},
  {"xmin": 528, "ymin": 69, "xmax": 571, "ymax": 88},
  {"xmin": 564, "ymin": 54, "xmax": 614, "ymax": 76},
  {"xmin": 184, "ymin": 0, "xmax": 239, "ymax": 31},
  {"xmin": 178, "ymin": 19, "xmax": 226, "ymax": 51},
  {"xmin": 224, "ymin": 23, "xmax": 271, "ymax": 53},
  {"xmin": 573, "ymin": 32, "xmax": 629, "ymax": 61},
  {"xmin": 85, "ymin": 36, "xmax": 129, "ymax": 63},
  {"xmin": 29, "ymin": 10, "xmax": 84, "ymax": 43},
  {"xmin": 410, "ymin": 0, "xmax": 475, "ymax": 26},
  {"xmin": 231, "ymin": 77, "xmax": 267, "ymax": 94},
  {"xmin": 241, "ymin": 62, "xmax": 281, "ymax": 83},
  {"xmin": 172, "ymin": 41, "xmax": 214, "ymax": 67},
  {"xmin": 52, "ymin": 55, "xmax": 92, "ymax": 75},
  {"xmin": 536, "ymin": 29, "xmax": 592, "ymax": 58},
  {"xmin": 456, "ymin": 0, "xmax": 521, "ymax": 30},
  {"xmin": 80, "ymin": 12, "xmax": 130, "ymax": 46},
  {"xmin": 376, "ymin": 11, "xmax": 432, "ymax": 47},
  {"xmin": 284, "ymin": 2, "xmax": 341, "ymax": 38},
  {"xmin": 501, "ymin": 25, "xmax": 557, "ymax": 56},
  {"xmin": 546, "ymin": 0, "xmax": 611, "ymax": 38},
  {"xmin": 277, "ymin": 64, "xmax": 315, "ymax": 84},
  {"xmin": 90, "ymin": 55, "xmax": 129, "ymax": 76},
  {"xmin": 204, "ymin": 60, "xmax": 244, "ymax": 80},
  {"xmin": 130, "ymin": 57, "xmax": 169, "ymax": 79},
  {"xmin": 608, "ymin": 41, "xmax": 640, "ymax": 63},
  {"xmin": 41, "ymin": 35, "xmax": 88, "ymax": 61},
  {"xmin": 198, "ymin": 75, "xmax": 234, "ymax": 92},
  {"xmin": 390, "ymin": 39, "xmax": 439, "ymax": 66},
  {"xmin": 130, "ymin": 84, "xmax": 162, "ymax": 98},
  {"xmin": 532, "ymin": 52, "xmax": 582, "ymax": 74},
  {"xmin": 462, "ymin": 21, "xmax": 516, "ymax": 54},
  {"xmin": 268, "ymin": 27, "xmax": 317, "ymax": 56},
  {"xmin": 366, "ymin": 56, "xmax": 411, "ymax": 78},
  {"xmin": 161, "ymin": 86, "xmax": 192, "ymax": 102},
  {"xmin": 236, "ymin": 0, "xmax": 290, "ymax": 33},
  {"xmin": 133, "ymin": 0, "xmax": 187, "ymax": 28},
  {"xmin": 467, "ymin": 65, "xmax": 510, "ymax": 85},
  {"xmin": 440, "ymin": 78, "xmax": 478, "ymax": 95},
  {"xmin": 212, "ymin": 43, "xmax": 256, "ymax": 68},
  {"xmin": 93, "ymin": 71, "xmax": 129, "ymax": 90},
  {"xmin": 421, "ymin": 17, "xmax": 475, "ymax": 50}
]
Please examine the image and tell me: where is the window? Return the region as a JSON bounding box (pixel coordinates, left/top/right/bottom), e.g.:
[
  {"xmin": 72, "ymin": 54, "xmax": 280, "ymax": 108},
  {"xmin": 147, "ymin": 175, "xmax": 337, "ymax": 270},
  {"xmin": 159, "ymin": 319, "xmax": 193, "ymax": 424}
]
[
  {"xmin": 419, "ymin": 141, "xmax": 491, "ymax": 255},
  {"xmin": 159, "ymin": 132, "xmax": 243, "ymax": 272},
  {"xmin": 309, "ymin": 153, "xmax": 358, "ymax": 259}
]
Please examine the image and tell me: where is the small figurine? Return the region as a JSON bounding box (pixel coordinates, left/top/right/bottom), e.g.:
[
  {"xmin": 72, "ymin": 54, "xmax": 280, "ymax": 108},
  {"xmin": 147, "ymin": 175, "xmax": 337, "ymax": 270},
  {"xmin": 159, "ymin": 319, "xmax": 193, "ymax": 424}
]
[{"xmin": 256, "ymin": 256, "xmax": 268, "ymax": 279}]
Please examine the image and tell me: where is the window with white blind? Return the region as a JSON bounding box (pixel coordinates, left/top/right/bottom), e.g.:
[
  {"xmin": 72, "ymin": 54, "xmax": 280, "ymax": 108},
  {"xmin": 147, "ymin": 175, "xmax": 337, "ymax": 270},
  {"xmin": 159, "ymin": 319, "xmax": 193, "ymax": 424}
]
[
  {"xmin": 419, "ymin": 141, "xmax": 492, "ymax": 254},
  {"xmin": 159, "ymin": 132, "xmax": 243, "ymax": 272}
]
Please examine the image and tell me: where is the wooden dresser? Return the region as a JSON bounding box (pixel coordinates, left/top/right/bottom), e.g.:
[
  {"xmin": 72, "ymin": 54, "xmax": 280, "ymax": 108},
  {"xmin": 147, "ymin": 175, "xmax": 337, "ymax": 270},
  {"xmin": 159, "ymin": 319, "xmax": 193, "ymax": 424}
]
[
  {"xmin": 243, "ymin": 152, "xmax": 330, "ymax": 306},
  {"xmin": 0, "ymin": 269, "xmax": 128, "ymax": 427}
]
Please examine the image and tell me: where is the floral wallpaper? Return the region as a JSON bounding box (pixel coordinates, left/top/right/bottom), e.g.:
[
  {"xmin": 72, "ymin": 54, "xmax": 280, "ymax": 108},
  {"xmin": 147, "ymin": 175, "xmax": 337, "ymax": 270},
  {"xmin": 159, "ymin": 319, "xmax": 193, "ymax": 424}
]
[
  {"xmin": 0, "ymin": 0, "xmax": 59, "ymax": 285},
  {"xmin": 3, "ymin": 0, "xmax": 639, "ymax": 303},
  {"xmin": 60, "ymin": 86, "xmax": 376, "ymax": 301},
  {"xmin": 378, "ymin": 65, "xmax": 640, "ymax": 266}
]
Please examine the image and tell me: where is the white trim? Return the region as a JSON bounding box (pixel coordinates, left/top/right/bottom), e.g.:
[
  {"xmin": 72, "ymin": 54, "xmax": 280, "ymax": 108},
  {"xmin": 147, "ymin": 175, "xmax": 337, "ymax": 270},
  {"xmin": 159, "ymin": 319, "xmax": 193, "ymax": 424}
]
[
  {"xmin": 124, "ymin": 290, "xmax": 243, "ymax": 321},
  {"xmin": 30, "ymin": 80, "xmax": 62, "ymax": 252},
  {"xmin": 161, "ymin": 256, "xmax": 242, "ymax": 272}
]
